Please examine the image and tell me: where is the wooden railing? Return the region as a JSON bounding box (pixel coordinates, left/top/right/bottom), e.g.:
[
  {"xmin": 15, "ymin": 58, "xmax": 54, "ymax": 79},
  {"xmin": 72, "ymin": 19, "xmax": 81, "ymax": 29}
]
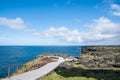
[{"xmin": 0, "ymin": 64, "xmax": 22, "ymax": 78}]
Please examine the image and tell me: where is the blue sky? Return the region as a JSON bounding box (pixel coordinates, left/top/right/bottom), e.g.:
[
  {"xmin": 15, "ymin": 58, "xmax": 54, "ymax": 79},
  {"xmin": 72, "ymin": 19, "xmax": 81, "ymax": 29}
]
[{"xmin": 0, "ymin": 0, "xmax": 120, "ymax": 45}]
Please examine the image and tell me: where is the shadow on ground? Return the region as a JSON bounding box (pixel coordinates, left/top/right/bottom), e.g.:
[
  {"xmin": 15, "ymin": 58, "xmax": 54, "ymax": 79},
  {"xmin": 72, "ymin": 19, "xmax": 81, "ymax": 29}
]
[{"xmin": 55, "ymin": 67, "xmax": 120, "ymax": 80}]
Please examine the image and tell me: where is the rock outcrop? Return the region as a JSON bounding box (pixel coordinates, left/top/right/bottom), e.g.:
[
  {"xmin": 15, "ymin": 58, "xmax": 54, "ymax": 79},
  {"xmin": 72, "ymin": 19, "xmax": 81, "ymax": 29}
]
[{"xmin": 79, "ymin": 46, "xmax": 120, "ymax": 68}]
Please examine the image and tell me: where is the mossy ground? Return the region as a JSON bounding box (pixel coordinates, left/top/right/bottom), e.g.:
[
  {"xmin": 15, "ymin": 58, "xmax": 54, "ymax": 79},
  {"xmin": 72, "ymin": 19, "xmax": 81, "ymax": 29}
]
[
  {"xmin": 40, "ymin": 72, "xmax": 95, "ymax": 80},
  {"xmin": 40, "ymin": 46, "xmax": 120, "ymax": 80},
  {"xmin": 40, "ymin": 67, "xmax": 120, "ymax": 80}
]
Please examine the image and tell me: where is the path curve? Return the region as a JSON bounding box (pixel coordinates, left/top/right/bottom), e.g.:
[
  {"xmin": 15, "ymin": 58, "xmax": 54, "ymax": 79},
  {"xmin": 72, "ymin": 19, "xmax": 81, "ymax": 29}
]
[{"xmin": 5, "ymin": 56, "xmax": 65, "ymax": 80}]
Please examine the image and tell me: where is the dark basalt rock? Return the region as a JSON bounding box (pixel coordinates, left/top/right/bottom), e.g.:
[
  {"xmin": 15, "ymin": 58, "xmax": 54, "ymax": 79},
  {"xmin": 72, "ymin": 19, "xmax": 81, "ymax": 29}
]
[{"xmin": 79, "ymin": 46, "xmax": 120, "ymax": 68}]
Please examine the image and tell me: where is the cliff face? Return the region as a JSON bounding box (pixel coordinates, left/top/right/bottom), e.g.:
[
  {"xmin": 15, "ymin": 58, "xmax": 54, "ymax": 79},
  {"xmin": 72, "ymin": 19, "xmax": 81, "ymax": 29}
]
[{"xmin": 79, "ymin": 46, "xmax": 120, "ymax": 68}]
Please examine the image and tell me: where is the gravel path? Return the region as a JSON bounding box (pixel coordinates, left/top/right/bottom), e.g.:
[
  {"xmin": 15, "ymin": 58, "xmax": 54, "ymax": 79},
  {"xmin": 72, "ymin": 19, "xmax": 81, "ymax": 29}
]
[{"xmin": 5, "ymin": 57, "xmax": 65, "ymax": 80}]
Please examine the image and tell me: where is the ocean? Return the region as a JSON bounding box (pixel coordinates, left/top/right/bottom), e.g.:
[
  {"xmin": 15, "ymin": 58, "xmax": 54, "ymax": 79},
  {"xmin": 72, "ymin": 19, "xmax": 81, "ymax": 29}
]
[{"xmin": 0, "ymin": 46, "xmax": 81, "ymax": 78}]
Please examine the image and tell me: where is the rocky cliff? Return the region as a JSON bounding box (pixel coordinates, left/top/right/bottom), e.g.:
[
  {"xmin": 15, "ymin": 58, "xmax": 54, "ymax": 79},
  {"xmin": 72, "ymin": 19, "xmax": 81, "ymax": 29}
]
[{"xmin": 79, "ymin": 46, "xmax": 120, "ymax": 68}]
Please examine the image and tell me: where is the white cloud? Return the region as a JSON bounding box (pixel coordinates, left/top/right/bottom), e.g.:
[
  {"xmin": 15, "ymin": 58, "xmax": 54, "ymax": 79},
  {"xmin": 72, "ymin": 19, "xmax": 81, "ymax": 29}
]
[
  {"xmin": 0, "ymin": 17, "xmax": 25, "ymax": 30},
  {"xmin": 32, "ymin": 27, "xmax": 82, "ymax": 43},
  {"xmin": 93, "ymin": 17, "xmax": 118, "ymax": 33},
  {"xmin": 111, "ymin": 4, "xmax": 120, "ymax": 16},
  {"xmin": 32, "ymin": 17, "xmax": 120, "ymax": 43},
  {"xmin": 94, "ymin": 17, "xmax": 120, "ymax": 34},
  {"xmin": 82, "ymin": 17, "xmax": 119, "ymax": 41}
]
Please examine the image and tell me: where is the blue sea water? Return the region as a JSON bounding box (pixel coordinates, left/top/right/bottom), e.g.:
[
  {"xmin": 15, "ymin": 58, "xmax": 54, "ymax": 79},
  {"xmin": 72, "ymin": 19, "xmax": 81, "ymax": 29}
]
[{"xmin": 0, "ymin": 46, "xmax": 81, "ymax": 78}]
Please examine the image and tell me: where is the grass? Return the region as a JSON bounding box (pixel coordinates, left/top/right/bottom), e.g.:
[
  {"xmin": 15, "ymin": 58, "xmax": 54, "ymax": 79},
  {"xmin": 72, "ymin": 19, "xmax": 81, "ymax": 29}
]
[
  {"xmin": 40, "ymin": 46, "xmax": 120, "ymax": 80},
  {"xmin": 13, "ymin": 55, "xmax": 43, "ymax": 75},
  {"xmin": 12, "ymin": 54, "xmax": 59, "ymax": 76},
  {"xmin": 5, "ymin": 46, "xmax": 120, "ymax": 80},
  {"xmin": 40, "ymin": 72, "xmax": 95, "ymax": 80},
  {"xmin": 40, "ymin": 67, "xmax": 120, "ymax": 80}
]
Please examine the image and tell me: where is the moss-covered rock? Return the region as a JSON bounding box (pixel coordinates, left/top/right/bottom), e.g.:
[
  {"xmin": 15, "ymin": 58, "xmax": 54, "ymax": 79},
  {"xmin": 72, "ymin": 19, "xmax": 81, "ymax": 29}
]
[{"xmin": 78, "ymin": 46, "xmax": 120, "ymax": 68}]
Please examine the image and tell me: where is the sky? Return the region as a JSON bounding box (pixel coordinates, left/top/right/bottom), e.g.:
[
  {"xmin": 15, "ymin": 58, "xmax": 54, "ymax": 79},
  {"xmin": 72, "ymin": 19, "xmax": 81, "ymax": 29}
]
[{"xmin": 0, "ymin": 0, "xmax": 120, "ymax": 45}]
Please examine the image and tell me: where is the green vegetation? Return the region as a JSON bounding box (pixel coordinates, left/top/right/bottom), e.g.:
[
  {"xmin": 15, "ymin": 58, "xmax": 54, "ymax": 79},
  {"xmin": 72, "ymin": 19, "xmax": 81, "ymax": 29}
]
[
  {"xmin": 40, "ymin": 67, "xmax": 120, "ymax": 80},
  {"xmin": 13, "ymin": 54, "xmax": 59, "ymax": 75},
  {"xmin": 11, "ymin": 53, "xmax": 70, "ymax": 76},
  {"xmin": 40, "ymin": 46, "xmax": 120, "ymax": 80},
  {"xmin": 80, "ymin": 46, "xmax": 120, "ymax": 68},
  {"xmin": 53, "ymin": 54, "xmax": 71, "ymax": 58},
  {"xmin": 6, "ymin": 46, "xmax": 119, "ymax": 80},
  {"xmin": 13, "ymin": 55, "xmax": 43, "ymax": 75}
]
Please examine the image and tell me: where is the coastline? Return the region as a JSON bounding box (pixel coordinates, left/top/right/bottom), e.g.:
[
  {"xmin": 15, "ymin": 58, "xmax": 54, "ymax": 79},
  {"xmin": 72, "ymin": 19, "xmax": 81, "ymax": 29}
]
[
  {"xmin": 1, "ymin": 46, "xmax": 120, "ymax": 80},
  {"xmin": 0, "ymin": 46, "xmax": 81, "ymax": 78}
]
